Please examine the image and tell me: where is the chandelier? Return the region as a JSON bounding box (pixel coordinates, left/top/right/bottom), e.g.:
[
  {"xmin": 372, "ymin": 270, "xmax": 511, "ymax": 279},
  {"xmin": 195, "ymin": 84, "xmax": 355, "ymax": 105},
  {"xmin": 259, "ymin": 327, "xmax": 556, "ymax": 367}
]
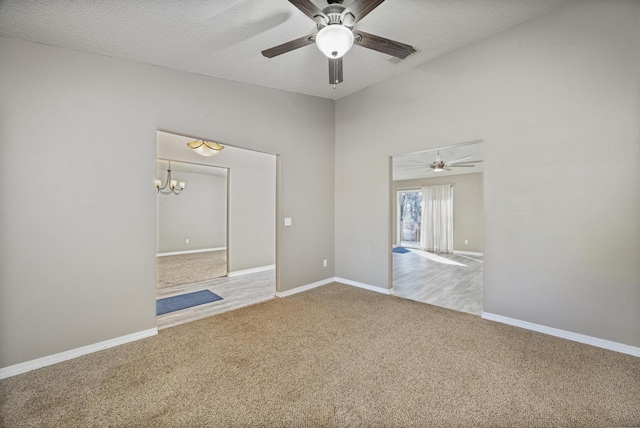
[{"xmin": 155, "ymin": 161, "xmax": 185, "ymax": 195}]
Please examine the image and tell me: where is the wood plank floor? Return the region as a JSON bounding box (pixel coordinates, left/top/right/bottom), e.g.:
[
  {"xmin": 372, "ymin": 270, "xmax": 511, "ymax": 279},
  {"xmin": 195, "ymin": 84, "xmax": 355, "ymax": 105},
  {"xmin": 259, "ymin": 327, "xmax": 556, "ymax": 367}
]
[
  {"xmin": 392, "ymin": 249, "xmax": 483, "ymax": 315},
  {"xmin": 156, "ymin": 269, "xmax": 276, "ymax": 329}
]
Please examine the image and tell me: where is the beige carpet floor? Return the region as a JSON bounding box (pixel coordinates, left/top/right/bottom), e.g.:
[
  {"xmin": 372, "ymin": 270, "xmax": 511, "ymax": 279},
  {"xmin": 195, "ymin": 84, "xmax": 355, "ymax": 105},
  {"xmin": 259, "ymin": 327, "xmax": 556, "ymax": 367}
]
[
  {"xmin": 156, "ymin": 250, "xmax": 227, "ymax": 289},
  {"xmin": 1, "ymin": 283, "xmax": 639, "ymax": 427}
]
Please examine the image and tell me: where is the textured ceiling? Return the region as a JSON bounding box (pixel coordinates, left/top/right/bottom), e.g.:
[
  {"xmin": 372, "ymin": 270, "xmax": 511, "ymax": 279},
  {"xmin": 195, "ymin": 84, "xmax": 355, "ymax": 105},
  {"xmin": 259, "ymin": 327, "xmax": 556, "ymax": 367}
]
[{"xmin": 0, "ymin": 0, "xmax": 570, "ymax": 100}]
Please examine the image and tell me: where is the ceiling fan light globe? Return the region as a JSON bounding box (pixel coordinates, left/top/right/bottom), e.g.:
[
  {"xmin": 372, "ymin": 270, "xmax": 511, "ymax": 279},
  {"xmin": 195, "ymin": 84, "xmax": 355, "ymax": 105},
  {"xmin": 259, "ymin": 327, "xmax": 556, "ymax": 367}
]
[{"xmin": 316, "ymin": 24, "xmax": 354, "ymax": 59}]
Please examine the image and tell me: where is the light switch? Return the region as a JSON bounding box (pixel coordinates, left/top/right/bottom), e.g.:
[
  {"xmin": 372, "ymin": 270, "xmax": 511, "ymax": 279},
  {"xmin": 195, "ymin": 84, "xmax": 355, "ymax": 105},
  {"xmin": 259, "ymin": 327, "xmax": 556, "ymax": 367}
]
[{"xmin": 284, "ymin": 217, "xmax": 292, "ymax": 226}]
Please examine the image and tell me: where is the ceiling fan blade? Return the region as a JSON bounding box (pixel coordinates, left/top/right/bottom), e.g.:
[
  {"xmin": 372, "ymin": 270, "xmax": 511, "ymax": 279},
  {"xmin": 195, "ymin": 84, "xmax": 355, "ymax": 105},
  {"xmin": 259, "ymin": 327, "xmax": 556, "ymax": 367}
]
[
  {"xmin": 262, "ymin": 33, "xmax": 316, "ymax": 58},
  {"xmin": 449, "ymin": 165, "xmax": 476, "ymax": 167},
  {"xmin": 329, "ymin": 57, "xmax": 343, "ymax": 85},
  {"xmin": 288, "ymin": 0, "xmax": 328, "ymax": 23},
  {"xmin": 354, "ymin": 30, "xmax": 416, "ymax": 59},
  {"xmin": 399, "ymin": 166, "xmax": 430, "ymax": 170},
  {"xmin": 448, "ymin": 155, "xmax": 471, "ymax": 164},
  {"xmin": 343, "ymin": 0, "xmax": 385, "ymax": 24},
  {"xmin": 406, "ymin": 160, "xmax": 431, "ymax": 165},
  {"xmin": 444, "ymin": 167, "xmax": 453, "ymax": 171},
  {"xmin": 451, "ymin": 161, "xmax": 483, "ymax": 165}
]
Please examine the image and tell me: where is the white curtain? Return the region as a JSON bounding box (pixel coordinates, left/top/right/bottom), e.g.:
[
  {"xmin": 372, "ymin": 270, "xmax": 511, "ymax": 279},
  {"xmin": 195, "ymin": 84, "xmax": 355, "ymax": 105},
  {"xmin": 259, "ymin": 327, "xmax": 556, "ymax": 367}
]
[{"xmin": 420, "ymin": 185, "xmax": 454, "ymax": 253}]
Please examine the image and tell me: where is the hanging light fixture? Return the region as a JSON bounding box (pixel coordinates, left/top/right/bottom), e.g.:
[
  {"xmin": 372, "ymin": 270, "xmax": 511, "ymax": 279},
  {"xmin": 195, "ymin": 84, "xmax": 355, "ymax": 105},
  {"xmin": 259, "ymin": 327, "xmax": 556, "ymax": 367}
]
[
  {"xmin": 315, "ymin": 24, "xmax": 354, "ymax": 58},
  {"xmin": 155, "ymin": 161, "xmax": 185, "ymax": 195},
  {"xmin": 187, "ymin": 139, "xmax": 224, "ymax": 157}
]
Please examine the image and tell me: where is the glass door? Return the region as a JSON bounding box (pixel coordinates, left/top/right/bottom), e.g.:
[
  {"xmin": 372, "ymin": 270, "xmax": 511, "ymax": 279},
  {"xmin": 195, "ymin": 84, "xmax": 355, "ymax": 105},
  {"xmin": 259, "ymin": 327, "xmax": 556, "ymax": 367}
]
[{"xmin": 398, "ymin": 190, "xmax": 422, "ymax": 248}]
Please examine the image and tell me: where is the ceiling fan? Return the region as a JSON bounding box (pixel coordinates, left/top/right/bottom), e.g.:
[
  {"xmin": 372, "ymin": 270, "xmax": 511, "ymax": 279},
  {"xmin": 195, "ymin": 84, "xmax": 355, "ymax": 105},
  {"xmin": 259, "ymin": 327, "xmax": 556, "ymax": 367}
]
[
  {"xmin": 400, "ymin": 151, "xmax": 483, "ymax": 173},
  {"xmin": 261, "ymin": 0, "xmax": 416, "ymax": 87}
]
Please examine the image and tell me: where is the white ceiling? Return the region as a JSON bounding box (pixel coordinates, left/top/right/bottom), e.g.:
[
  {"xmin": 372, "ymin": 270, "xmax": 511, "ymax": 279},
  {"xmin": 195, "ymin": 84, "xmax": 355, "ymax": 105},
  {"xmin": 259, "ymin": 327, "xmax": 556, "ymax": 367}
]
[
  {"xmin": 0, "ymin": 0, "xmax": 570, "ymax": 100},
  {"xmin": 393, "ymin": 140, "xmax": 483, "ymax": 181}
]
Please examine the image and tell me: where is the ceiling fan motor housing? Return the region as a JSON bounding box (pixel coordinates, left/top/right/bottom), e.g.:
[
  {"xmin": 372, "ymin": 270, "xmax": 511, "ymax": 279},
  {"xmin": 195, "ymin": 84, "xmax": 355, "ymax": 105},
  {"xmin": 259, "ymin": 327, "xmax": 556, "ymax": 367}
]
[
  {"xmin": 321, "ymin": 4, "xmax": 347, "ymax": 26},
  {"xmin": 315, "ymin": 2, "xmax": 354, "ymax": 59}
]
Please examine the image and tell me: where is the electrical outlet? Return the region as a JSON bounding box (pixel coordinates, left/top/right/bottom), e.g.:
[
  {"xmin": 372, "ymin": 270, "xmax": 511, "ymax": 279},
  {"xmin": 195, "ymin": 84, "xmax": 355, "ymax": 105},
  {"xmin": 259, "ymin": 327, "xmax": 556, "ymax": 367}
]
[
  {"xmin": 323, "ymin": 259, "xmax": 328, "ymax": 267},
  {"xmin": 284, "ymin": 217, "xmax": 292, "ymax": 226},
  {"xmin": 464, "ymin": 240, "xmax": 468, "ymax": 245},
  {"xmin": 186, "ymin": 238, "xmax": 190, "ymax": 244}
]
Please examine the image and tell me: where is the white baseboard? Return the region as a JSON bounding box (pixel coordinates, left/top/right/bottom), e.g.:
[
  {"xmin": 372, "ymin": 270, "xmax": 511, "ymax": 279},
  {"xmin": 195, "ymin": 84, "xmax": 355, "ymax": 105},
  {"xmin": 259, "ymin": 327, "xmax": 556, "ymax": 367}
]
[
  {"xmin": 334, "ymin": 277, "xmax": 394, "ymax": 295},
  {"xmin": 0, "ymin": 327, "xmax": 158, "ymax": 379},
  {"xmin": 276, "ymin": 277, "xmax": 394, "ymax": 298},
  {"xmin": 157, "ymin": 247, "xmax": 226, "ymax": 257},
  {"xmin": 228, "ymin": 264, "xmax": 275, "ymax": 278},
  {"xmin": 453, "ymin": 250, "xmax": 484, "ymax": 256},
  {"xmin": 276, "ymin": 277, "xmax": 335, "ymax": 298},
  {"xmin": 482, "ymin": 312, "xmax": 640, "ymax": 357}
]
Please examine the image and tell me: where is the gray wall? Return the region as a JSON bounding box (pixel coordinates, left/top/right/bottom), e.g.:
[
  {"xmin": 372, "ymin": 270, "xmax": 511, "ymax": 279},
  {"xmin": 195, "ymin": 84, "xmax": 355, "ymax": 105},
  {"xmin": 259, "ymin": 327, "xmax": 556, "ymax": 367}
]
[
  {"xmin": 156, "ymin": 162, "xmax": 227, "ymax": 253},
  {"xmin": 0, "ymin": 37, "xmax": 335, "ymax": 368},
  {"xmin": 335, "ymin": 0, "xmax": 640, "ymax": 347},
  {"xmin": 394, "ymin": 173, "xmax": 483, "ymax": 253},
  {"xmin": 1, "ymin": 0, "xmax": 638, "ymax": 370}
]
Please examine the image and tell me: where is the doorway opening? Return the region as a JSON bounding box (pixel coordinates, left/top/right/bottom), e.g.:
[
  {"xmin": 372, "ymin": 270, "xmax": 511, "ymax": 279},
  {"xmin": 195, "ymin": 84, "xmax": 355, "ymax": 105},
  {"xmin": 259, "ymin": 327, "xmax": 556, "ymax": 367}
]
[
  {"xmin": 391, "ymin": 140, "xmax": 484, "ymax": 315},
  {"xmin": 155, "ymin": 130, "xmax": 277, "ymax": 329}
]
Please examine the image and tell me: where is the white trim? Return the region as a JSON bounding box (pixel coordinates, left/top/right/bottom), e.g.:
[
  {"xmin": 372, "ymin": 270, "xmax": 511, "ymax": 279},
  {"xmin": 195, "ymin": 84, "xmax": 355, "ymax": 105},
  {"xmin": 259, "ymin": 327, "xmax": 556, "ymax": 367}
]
[
  {"xmin": 228, "ymin": 264, "xmax": 276, "ymax": 278},
  {"xmin": 0, "ymin": 328, "xmax": 158, "ymax": 379},
  {"xmin": 453, "ymin": 250, "xmax": 483, "ymax": 257},
  {"xmin": 275, "ymin": 277, "xmax": 334, "ymax": 298},
  {"xmin": 276, "ymin": 277, "xmax": 395, "ymax": 298},
  {"xmin": 482, "ymin": 312, "xmax": 640, "ymax": 357},
  {"xmin": 156, "ymin": 247, "xmax": 226, "ymax": 257},
  {"xmin": 335, "ymin": 277, "xmax": 395, "ymax": 295}
]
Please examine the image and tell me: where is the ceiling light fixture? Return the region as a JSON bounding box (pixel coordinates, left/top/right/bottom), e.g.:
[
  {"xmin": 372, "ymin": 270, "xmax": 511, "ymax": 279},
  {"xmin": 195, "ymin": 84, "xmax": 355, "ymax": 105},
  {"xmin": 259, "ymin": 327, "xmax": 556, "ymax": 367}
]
[
  {"xmin": 156, "ymin": 161, "xmax": 185, "ymax": 195},
  {"xmin": 187, "ymin": 140, "xmax": 224, "ymax": 157},
  {"xmin": 315, "ymin": 24, "xmax": 354, "ymax": 58},
  {"xmin": 433, "ymin": 152, "xmax": 445, "ymax": 172}
]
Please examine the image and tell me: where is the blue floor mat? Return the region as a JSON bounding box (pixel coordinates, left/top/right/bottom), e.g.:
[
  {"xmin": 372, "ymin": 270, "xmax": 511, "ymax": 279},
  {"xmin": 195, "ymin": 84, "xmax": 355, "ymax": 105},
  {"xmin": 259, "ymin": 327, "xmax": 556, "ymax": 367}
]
[{"xmin": 156, "ymin": 290, "xmax": 223, "ymax": 316}]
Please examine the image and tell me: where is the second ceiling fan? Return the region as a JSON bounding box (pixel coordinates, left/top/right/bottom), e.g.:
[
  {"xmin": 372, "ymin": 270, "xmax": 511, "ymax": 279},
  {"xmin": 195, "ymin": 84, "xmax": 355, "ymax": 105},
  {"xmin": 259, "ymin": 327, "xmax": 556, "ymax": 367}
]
[
  {"xmin": 262, "ymin": 0, "xmax": 416, "ymax": 87},
  {"xmin": 400, "ymin": 152, "xmax": 483, "ymax": 173}
]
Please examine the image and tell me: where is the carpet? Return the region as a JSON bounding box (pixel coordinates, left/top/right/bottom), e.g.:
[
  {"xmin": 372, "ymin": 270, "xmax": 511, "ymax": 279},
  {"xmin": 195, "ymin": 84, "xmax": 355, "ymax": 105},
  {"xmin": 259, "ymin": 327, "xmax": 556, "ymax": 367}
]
[
  {"xmin": 392, "ymin": 247, "xmax": 411, "ymax": 253},
  {"xmin": 156, "ymin": 289, "xmax": 223, "ymax": 315},
  {"xmin": 1, "ymin": 283, "xmax": 639, "ymax": 427}
]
